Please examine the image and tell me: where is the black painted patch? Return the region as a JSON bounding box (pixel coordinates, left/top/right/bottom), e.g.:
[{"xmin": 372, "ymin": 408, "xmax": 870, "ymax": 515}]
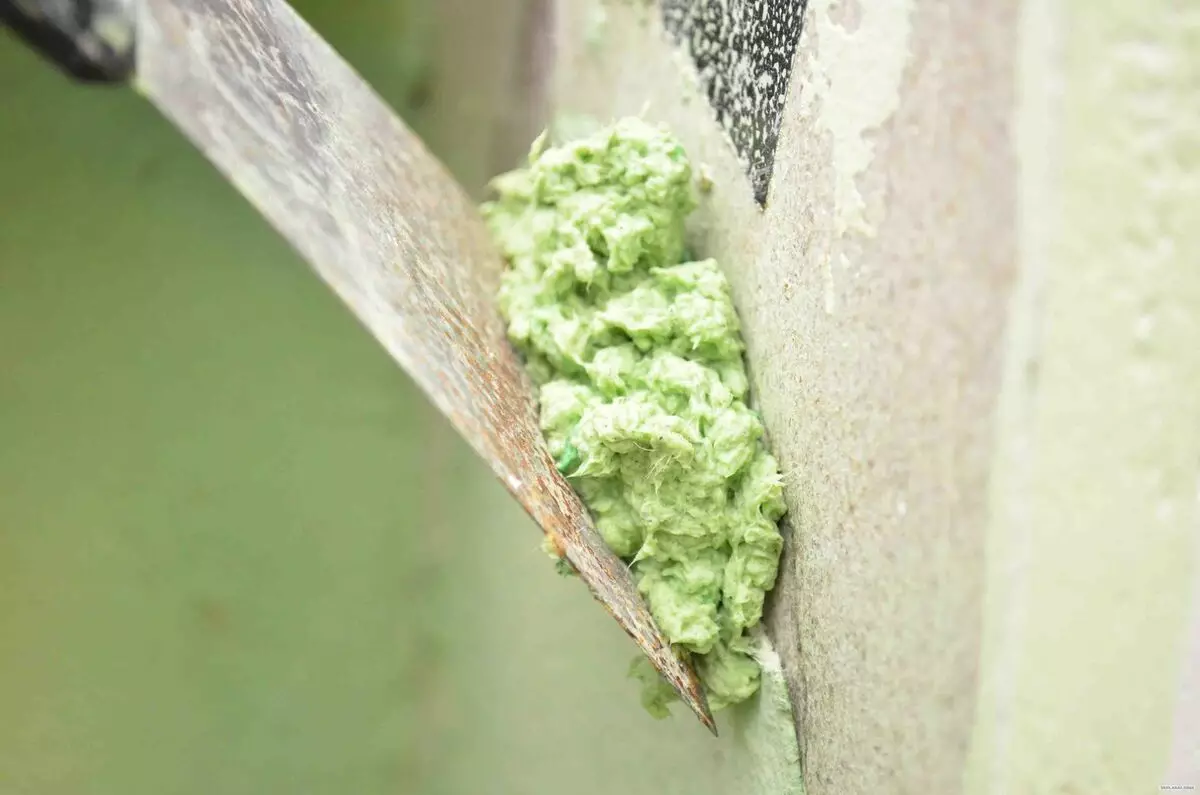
[
  {"xmin": 661, "ymin": 0, "xmax": 806, "ymax": 206},
  {"xmin": 0, "ymin": 0, "xmax": 134, "ymax": 83}
]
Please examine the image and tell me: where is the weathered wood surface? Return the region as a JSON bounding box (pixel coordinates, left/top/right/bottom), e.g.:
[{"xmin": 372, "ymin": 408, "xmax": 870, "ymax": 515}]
[{"xmin": 133, "ymin": 0, "xmax": 713, "ymax": 729}]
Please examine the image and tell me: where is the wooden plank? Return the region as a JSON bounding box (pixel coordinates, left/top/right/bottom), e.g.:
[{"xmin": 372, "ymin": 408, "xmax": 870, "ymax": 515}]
[{"xmin": 133, "ymin": 0, "xmax": 713, "ymax": 729}]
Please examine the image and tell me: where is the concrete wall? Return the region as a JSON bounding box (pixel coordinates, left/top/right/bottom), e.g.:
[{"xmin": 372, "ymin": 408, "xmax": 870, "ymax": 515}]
[{"xmin": 550, "ymin": 0, "xmax": 1200, "ymax": 792}]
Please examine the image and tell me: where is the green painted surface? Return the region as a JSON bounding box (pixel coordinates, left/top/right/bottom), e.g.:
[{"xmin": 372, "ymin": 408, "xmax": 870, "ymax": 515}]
[
  {"xmin": 967, "ymin": 0, "xmax": 1200, "ymax": 791},
  {"xmin": 0, "ymin": 5, "xmax": 758, "ymax": 794},
  {"xmin": 0, "ymin": 25, "xmax": 458, "ymax": 793}
]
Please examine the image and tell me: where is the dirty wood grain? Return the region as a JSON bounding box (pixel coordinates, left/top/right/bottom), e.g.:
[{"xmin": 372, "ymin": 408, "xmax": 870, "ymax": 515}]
[{"xmin": 133, "ymin": 0, "xmax": 713, "ymax": 730}]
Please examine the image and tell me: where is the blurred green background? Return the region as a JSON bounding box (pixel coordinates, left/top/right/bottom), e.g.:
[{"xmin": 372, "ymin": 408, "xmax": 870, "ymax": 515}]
[{"xmin": 0, "ymin": 2, "xmax": 729, "ymax": 792}]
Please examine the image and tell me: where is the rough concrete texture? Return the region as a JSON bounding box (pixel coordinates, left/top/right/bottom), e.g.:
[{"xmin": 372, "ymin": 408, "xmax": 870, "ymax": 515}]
[
  {"xmin": 551, "ymin": 0, "xmax": 1200, "ymax": 792},
  {"xmin": 552, "ymin": 0, "xmax": 1015, "ymax": 790}
]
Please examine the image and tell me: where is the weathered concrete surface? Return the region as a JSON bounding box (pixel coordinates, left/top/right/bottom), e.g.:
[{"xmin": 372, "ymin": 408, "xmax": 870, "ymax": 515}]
[
  {"xmin": 553, "ymin": 0, "xmax": 1016, "ymax": 790},
  {"xmin": 552, "ymin": 0, "xmax": 1200, "ymax": 792}
]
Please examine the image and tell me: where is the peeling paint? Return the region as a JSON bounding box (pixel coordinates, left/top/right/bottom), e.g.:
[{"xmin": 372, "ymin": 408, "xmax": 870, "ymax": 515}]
[{"xmin": 803, "ymin": 0, "xmax": 913, "ymax": 312}]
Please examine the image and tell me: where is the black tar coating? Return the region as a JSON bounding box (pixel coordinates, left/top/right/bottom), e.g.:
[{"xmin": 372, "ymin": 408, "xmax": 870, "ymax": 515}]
[{"xmin": 661, "ymin": 0, "xmax": 807, "ymax": 207}]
